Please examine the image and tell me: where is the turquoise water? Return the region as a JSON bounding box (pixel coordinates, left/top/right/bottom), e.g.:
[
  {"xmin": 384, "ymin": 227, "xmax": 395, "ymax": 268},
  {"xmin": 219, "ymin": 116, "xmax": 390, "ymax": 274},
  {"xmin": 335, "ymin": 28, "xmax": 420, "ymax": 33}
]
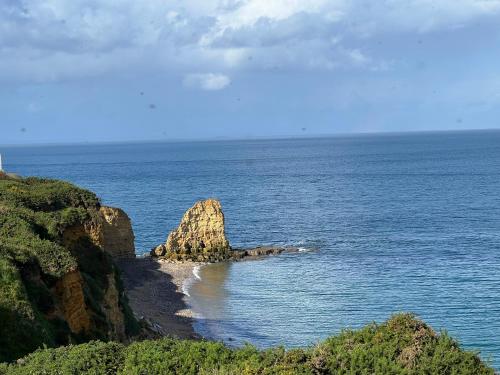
[{"xmin": 3, "ymin": 130, "xmax": 500, "ymax": 367}]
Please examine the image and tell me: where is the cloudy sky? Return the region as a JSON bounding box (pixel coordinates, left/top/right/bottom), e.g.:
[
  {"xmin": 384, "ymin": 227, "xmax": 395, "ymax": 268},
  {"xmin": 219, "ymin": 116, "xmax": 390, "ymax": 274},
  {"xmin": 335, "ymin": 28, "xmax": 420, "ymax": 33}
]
[{"xmin": 1, "ymin": 0, "xmax": 500, "ymax": 144}]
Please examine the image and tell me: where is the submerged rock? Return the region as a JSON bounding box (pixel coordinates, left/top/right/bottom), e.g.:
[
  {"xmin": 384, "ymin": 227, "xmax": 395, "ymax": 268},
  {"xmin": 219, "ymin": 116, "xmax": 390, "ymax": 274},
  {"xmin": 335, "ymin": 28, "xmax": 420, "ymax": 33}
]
[
  {"xmin": 231, "ymin": 246, "xmax": 300, "ymax": 260},
  {"xmin": 152, "ymin": 199, "xmax": 231, "ymax": 261}
]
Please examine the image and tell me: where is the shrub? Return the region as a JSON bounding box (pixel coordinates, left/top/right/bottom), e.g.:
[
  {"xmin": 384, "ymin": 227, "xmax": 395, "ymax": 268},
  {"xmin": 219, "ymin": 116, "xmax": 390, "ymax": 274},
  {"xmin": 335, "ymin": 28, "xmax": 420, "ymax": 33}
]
[
  {"xmin": 3, "ymin": 341, "xmax": 125, "ymax": 375},
  {"xmin": 1, "ymin": 314, "xmax": 494, "ymax": 374}
]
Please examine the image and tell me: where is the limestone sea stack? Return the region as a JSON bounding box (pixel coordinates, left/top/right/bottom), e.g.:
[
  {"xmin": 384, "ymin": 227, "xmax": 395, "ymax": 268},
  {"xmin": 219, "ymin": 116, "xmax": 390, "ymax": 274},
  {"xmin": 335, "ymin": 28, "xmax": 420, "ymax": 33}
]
[{"xmin": 152, "ymin": 199, "xmax": 231, "ymax": 262}]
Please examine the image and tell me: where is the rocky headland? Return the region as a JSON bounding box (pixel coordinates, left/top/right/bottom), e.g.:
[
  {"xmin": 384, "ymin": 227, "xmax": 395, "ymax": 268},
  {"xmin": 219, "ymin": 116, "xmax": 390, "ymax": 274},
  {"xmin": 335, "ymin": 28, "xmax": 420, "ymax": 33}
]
[{"xmin": 0, "ymin": 176, "xmax": 140, "ymax": 362}]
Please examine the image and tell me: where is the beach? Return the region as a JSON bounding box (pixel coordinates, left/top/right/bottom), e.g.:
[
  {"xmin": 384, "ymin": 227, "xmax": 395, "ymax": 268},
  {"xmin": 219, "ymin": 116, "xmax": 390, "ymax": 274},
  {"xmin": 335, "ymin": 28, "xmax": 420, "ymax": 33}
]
[{"xmin": 117, "ymin": 257, "xmax": 201, "ymax": 339}]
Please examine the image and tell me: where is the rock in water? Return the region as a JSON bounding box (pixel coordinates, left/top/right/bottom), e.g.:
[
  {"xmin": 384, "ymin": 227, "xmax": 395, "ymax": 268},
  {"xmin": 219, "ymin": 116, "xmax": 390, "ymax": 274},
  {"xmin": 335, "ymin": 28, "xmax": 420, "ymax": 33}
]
[{"xmin": 153, "ymin": 199, "xmax": 231, "ymax": 261}]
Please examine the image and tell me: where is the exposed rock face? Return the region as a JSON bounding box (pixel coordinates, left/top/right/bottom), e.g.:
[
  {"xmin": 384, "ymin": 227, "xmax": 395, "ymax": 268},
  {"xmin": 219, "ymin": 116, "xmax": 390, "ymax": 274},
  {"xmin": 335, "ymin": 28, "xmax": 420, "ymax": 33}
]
[
  {"xmin": 103, "ymin": 274, "xmax": 126, "ymax": 341},
  {"xmin": 52, "ymin": 268, "xmax": 127, "ymax": 341},
  {"xmin": 97, "ymin": 206, "xmax": 136, "ymax": 259},
  {"xmin": 60, "ymin": 211, "xmax": 131, "ymax": 340},
  {"xmin": 53, "ymin": 270, "xmax": 91, "ymax": 334},
  {"xmin": 153, "ymin": 199, "xmax": 231, "ymax": 261},
  {"xmin": 80, "ymin": 206, "xmax": 135, "ymax": 259}
]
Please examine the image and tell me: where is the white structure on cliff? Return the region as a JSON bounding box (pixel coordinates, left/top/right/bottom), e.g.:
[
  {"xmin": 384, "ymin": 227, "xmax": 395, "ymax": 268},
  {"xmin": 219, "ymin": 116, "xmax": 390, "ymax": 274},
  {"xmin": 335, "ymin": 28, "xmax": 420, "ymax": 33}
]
[{"xmin": 0, "ymin": 153, "xmax": 3, "ymax": 172}]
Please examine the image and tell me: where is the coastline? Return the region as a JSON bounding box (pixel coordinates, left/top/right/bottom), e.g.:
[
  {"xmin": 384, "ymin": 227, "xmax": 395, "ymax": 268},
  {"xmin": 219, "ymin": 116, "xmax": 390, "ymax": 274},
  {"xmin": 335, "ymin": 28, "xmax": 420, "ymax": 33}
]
[
  {"xmin": 117, "ymin": 247, "xmax": 302, "ymax": 341},
  {"xmin": 116, "ymin": 257, "xmax": 202, "ymax": 339}
]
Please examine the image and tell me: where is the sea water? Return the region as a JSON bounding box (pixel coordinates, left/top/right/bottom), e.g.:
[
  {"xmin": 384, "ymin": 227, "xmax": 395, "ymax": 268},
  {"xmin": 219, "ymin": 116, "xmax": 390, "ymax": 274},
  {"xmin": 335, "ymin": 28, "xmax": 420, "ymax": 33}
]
[{"xmin": 4, "ymin": 130, "xmax": 500, "ymax": 367}]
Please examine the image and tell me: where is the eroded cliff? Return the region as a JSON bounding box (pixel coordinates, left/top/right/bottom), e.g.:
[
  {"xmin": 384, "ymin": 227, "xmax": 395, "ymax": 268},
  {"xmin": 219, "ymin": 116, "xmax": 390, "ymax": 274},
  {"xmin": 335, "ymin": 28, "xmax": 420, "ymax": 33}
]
[
  {"xmin": 95, "ymin": 207, "xmax": 136, "ymax": 259},
  {"xmin": 0, "ymin": 176, "xmax": 139, "ymax": 362}
]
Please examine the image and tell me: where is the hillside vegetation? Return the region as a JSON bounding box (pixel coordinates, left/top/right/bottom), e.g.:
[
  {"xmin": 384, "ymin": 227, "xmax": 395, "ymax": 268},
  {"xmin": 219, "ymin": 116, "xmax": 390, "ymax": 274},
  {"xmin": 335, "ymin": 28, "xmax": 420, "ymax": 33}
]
[
  {"xmin": 0, "ymin": 313, "xmax": 493, "ymax": 374},
  {"xmin": 0, "ymin": 175, "xmax": 138, "ymax": 362}
]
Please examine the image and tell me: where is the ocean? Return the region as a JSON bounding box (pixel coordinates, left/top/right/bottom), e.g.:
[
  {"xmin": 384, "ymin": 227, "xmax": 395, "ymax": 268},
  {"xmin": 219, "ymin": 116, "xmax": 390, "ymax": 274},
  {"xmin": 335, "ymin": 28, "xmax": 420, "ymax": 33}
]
[{"xmin": 3, "ymin": 130, "xmax": 500, "ymax": 367}]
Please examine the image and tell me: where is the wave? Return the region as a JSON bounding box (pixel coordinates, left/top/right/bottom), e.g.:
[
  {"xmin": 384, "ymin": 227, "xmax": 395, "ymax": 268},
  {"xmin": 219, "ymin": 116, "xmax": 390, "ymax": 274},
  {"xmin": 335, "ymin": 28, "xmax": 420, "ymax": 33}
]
[
  {"xmin": 181, "ymin": 279, "xmax": 192, "ymax": 297},
  {"xmin": 193, "ymin": 265, "xmax": 202, "ymax": 280},
  {"xmin": 181, "ymin": 264, "xmax": 204, "ymax": 299}
]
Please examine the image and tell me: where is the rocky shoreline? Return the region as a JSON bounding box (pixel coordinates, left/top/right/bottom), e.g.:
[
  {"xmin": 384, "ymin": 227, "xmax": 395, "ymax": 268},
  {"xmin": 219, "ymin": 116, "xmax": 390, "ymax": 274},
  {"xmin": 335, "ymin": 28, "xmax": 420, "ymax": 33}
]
[
  {"xmin": 116, "ymin": 257, "xmax": 200, "ymax": 340},
  {"xmin": 116, "ymin": 198, "xmax": 305, "ymax": 339},
  {"xmin": 117, "ymin": 245, "xmax": 301, "ymax": 340}
]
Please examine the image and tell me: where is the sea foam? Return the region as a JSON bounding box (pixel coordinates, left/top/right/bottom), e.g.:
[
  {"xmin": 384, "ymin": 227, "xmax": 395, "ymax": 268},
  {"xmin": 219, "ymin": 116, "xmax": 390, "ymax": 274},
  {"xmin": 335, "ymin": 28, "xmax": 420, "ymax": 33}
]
[{"xmin": 181, "ymin": 264, "xmax": 204, "ymax": 298}]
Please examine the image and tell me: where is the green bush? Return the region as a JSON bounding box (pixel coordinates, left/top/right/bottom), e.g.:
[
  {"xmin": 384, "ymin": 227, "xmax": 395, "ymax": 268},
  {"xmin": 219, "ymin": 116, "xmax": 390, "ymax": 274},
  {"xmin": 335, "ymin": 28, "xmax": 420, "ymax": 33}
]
[
  {"xmin": 1, "ymin": 314, "xmax": 494, "ymax": 374},
  {"xmin": 310, "ymin": 313, "xmax": 493, "ymax": 375},
  {"xmin": 4, "ymin": 341, "xmax": 125, "ymax": 375},
  {"xmin": 0, "ymin": 178, "xmax": 99, "ymax": 212}
]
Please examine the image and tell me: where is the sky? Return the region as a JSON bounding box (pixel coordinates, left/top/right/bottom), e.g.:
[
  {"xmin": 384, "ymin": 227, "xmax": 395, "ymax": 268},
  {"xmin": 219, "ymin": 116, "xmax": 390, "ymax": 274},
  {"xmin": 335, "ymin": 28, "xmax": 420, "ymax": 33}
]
[{"xmin": 1, "ymin": 0, "xmax": 500, "ymax": 144}]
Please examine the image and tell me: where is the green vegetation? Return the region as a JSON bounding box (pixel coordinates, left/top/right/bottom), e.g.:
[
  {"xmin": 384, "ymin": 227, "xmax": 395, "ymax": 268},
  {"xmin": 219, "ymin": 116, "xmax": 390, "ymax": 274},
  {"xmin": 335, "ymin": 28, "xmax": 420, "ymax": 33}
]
[
  {"xmin": 0, "ymin": 175, "xmax": 136, "ymax": 362},
  {"xmin": 0, "ymin": 314, "xmax": 493, "ymax": 374}
]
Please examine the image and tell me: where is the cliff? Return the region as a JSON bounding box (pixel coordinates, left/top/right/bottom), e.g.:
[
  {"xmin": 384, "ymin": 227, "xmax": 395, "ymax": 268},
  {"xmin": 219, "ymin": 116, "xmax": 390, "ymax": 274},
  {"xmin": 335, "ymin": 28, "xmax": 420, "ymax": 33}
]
[
  {"xmin": 0, "ymin": 176, "xmax": 139, "ymax": 362},
  {"xmin": 94, "ymin": 206, "xmax": 136, "ymax": 259},
  {"xmin": 152, "ymin": 199, "xmax": 231, "ymax": 262}
]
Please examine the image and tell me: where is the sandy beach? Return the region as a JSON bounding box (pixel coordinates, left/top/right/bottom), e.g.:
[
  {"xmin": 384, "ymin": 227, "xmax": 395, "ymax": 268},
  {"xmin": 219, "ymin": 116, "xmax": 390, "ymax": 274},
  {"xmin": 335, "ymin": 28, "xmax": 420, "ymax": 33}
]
[{"xmin": 116, "ymin": 257, "xmax": 202, "ymax": 339}]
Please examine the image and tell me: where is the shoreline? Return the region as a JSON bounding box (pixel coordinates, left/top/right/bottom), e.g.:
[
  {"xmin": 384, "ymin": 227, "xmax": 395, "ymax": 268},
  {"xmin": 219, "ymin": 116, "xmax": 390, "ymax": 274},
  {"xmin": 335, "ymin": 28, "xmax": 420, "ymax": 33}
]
[
  {"xmin": 116, "ymin": 257, "xmax": 202, "ymax": 340},
  {"xmin": 117, "ymin": 247, "xmax": 302, "ymax": 341}
]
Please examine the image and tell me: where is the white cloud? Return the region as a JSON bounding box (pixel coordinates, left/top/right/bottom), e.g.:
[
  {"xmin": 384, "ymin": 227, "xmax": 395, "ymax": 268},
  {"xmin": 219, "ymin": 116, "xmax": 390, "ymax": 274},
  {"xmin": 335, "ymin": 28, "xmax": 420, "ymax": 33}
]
[
  {"xmin": 1, "ymin": 0, "xmax": 500, "ymax": 82},
  {"xmin": 183, "ymin": 73, "xmax": 231, "ymax": 90}
]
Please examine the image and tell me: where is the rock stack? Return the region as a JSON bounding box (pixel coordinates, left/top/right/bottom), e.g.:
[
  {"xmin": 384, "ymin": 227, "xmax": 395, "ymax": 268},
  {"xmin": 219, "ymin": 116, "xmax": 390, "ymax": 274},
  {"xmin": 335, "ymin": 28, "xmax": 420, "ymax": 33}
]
[{"xmin": 152, "ymin": 199, "xmax": 231, "ymax": 262}]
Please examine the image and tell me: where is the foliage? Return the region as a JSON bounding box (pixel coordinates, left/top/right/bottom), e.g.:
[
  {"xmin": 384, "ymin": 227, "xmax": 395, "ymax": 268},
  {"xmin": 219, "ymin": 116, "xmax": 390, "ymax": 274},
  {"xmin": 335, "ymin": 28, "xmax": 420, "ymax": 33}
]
[
  {"xmin": 0, "ymin": 258, "xmax": 55, "ymax": 362},
  {"xmin": 0, "ymin": 177, "xmax": 99, "ymax": 213},
  {"xmin": 0, "ymin": 314, "xmax": 494, "ymax": 374},
  {"xmin": 310, "ymin": 313, "xmax": 493, "ymax": 375},
  {"xmin": 2, "ymin": 341, "xmax": 125, "ymax": 375},
  {"xmin": 0, "ymin": 176, "xmax": 136, "ymax": 363}
]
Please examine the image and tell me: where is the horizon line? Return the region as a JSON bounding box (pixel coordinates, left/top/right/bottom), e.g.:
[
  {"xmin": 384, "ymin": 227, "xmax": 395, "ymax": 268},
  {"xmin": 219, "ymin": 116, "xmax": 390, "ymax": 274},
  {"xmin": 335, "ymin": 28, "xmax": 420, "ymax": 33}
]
[{"xmin": 1, "ymin": 127, "xmax": 500, "ymax": 148}]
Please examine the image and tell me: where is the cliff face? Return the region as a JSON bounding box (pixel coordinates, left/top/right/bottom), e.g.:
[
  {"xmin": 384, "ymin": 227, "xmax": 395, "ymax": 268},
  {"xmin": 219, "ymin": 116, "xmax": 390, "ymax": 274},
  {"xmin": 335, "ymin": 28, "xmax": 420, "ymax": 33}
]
[
  {"xmin": 102, "ymin": 274, "xmax": 126, "ymax": 341},
  {"xmin": 152, "ymin": 199, "xmax": 231, "ymax": 261},
  {"xmin": 0, "ymin": 176, "xmax": 139, "ymax": 362},
  {"xmin": 95, "ymin": 206, "xmax": 136, "ymax": 259},
  {"xmin": 61, "ymin": 220, "xmax": 129, "ymax": 343},
  {"xmin": 53, "ymin": 270, "xmax": 91, "ymax": 334}
]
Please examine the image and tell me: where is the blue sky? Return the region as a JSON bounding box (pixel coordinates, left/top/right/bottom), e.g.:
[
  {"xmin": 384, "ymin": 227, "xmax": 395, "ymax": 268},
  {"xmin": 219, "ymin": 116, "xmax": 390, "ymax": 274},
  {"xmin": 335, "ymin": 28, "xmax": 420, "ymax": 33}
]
[{"xmin": 1, "ymin": 0, "xmax": 500, "ymax": 144}]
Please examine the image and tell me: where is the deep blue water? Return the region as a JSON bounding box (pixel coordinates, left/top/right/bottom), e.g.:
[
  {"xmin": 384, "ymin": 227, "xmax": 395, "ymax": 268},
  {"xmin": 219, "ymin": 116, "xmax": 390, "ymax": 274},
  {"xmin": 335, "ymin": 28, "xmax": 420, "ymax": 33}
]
[{"xmin": 3, "ymin": 130, "xmax": 500, "ymax": 368}]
